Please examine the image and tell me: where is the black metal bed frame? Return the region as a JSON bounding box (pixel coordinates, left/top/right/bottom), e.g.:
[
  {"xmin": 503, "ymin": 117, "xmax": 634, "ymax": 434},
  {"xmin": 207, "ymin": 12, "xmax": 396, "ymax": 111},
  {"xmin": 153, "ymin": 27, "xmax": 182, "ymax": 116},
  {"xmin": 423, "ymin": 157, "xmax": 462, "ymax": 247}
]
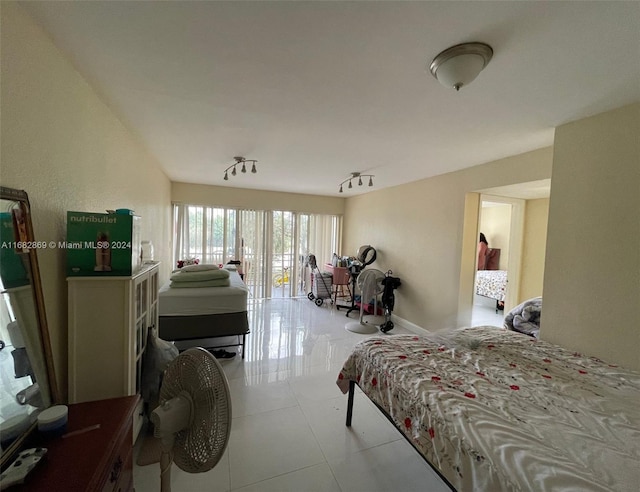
[
  {"xmin": 159, "ymin": 311, "xmax": 250, "ymax": 359},
  {"xmin": 345, "ymin": 380, "xmax": 456, "ymax": 491}
]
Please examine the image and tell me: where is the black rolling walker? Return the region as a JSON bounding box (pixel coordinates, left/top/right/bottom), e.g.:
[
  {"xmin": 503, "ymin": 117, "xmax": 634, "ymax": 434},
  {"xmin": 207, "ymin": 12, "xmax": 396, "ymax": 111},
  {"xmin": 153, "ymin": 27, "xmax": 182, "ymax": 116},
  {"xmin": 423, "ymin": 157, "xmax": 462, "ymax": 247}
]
[{"xmin": 379, "ymin": 271, "xmax": 401, "ymax": 333}]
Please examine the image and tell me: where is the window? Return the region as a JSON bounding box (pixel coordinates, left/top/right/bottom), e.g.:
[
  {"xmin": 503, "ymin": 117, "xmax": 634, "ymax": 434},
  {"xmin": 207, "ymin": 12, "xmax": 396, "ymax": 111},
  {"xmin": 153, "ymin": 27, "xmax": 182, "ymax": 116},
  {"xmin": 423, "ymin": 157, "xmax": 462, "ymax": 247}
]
[{"xmin": 173, "ymin": 204, "xmax": 341, "ymax": 299}]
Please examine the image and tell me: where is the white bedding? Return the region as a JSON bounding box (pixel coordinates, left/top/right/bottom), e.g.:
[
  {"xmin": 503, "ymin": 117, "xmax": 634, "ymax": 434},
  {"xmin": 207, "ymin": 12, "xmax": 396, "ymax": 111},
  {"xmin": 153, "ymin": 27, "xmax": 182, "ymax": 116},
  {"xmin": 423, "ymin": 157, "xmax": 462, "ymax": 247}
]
[
  {"xmin": 159, "ymin": 269, "xmax": 248, "ymax": 316},
  {"xmin": 338, "ymin": 327, "xmax": 640, "ymax": 491},
  {"xmin": 475, "ymin": 269, "xmax": 507, "ymax": 301}
]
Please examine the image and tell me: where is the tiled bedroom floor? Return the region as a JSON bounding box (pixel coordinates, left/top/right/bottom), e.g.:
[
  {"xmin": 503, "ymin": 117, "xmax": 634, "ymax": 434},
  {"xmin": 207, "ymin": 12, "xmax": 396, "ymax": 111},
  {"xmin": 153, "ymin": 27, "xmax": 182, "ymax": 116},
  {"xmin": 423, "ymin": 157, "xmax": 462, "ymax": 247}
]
[
  {"xmin": 133, "ymin": 298, "xmax": 453, "ymax": 492},
  {"xmin": 471, "ymin": 293, "xmax": 505, "ymax": 328}
]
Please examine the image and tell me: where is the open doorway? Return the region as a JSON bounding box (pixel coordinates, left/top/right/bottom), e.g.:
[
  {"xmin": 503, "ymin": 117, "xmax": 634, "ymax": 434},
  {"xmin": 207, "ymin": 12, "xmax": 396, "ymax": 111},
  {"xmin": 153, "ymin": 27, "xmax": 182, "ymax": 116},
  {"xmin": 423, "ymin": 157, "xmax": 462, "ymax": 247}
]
[
  {"xmin": 473, "ymin": 200, "xmax": 511, "ymax": 325},
  {"xmin": 458, "ymin": 180, "xmax": 550, "ymax": 328}
]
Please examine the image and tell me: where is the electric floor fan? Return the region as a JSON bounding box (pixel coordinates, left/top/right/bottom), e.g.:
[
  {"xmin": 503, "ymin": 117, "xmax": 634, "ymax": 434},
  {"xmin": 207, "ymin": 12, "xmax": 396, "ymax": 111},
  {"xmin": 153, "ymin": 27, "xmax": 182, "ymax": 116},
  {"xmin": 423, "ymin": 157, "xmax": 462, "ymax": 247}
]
[
  {"xmin": 150, "ymin": 347, "xmax": 232, "ymax": 492},
  {"xmin": 345, "ymin": 268, "xmax": 386, "ymax": 334}
]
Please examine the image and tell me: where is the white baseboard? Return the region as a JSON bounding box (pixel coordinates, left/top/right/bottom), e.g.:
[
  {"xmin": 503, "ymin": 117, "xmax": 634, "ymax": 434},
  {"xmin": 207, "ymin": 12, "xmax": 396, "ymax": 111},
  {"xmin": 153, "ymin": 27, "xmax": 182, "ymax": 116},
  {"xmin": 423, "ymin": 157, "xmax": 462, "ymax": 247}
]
[{"xmin": 390, "ymin": 314, "xmax": 430, "ymax": 335}]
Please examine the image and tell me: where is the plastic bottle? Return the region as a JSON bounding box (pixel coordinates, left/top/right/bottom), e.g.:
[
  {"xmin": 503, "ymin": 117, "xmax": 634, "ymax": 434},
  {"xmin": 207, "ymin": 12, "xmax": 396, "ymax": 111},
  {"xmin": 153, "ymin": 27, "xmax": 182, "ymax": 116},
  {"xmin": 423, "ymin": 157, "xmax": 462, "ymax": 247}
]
[{"xmin": 141, "ymin": 241, "xmax": 154, "ymax": 263}]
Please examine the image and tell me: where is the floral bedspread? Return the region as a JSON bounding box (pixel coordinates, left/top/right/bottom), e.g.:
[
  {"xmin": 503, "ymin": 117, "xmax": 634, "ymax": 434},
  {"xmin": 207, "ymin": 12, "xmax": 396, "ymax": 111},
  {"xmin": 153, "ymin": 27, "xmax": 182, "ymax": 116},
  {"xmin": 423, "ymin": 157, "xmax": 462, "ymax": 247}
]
[
  {"xmin": 336, "ymin": 327, "xmax": 640, "ymax": 491},
  {"xmin": 475, "ymin": 270, "xmax": 507, "ymax": 301}
]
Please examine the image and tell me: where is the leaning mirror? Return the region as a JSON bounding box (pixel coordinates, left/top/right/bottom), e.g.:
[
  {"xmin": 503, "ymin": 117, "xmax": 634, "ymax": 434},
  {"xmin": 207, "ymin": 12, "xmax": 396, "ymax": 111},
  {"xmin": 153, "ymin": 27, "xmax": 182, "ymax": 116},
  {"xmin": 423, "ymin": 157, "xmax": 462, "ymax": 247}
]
[{"xmin": 0, "ymin": 186, "xmax": 59, "ymax": 469}]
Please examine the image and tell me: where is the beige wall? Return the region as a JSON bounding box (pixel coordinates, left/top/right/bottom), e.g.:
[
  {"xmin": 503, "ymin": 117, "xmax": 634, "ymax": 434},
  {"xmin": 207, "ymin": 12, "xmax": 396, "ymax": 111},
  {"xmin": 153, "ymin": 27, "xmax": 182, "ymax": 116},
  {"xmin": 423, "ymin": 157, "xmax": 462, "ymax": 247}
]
[
  {"xmin": 343, "ymin": 147, "xmax": 553, "ymax": 332},
  {"xmin": 172, "ymin": 182, "xmax": 344, "ymax": 216},
  {"xmin": 1, "ymin": 2, "xmax": 172, "ymax": 397},
  {"xmin": 542, "ymin": 103, "xmax": 639, "ymax": 371},
  {"xmin": 519, "ymin": 198, "xmax": 549, "ymax": 301}
]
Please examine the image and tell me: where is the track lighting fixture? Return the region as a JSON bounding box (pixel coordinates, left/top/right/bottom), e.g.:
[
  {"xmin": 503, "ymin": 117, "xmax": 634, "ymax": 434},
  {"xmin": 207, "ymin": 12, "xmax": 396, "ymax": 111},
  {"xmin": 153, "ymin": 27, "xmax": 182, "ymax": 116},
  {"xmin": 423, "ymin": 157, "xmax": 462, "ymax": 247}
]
[
  {"xmin": 223, "ymin": 156, "xmax": 258, "ymax": 181},
  {"xmin": 338, "ymin": 172, "xmax": 375, "ymax": 193}
]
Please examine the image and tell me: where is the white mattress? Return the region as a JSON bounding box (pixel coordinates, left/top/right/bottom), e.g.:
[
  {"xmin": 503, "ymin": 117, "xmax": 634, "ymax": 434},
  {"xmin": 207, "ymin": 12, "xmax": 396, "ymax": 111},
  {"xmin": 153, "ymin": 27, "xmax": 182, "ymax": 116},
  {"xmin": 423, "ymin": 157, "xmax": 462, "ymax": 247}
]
[{"xmin": 159, "ymin": 270, "xmax": 249, "ymax": 316}]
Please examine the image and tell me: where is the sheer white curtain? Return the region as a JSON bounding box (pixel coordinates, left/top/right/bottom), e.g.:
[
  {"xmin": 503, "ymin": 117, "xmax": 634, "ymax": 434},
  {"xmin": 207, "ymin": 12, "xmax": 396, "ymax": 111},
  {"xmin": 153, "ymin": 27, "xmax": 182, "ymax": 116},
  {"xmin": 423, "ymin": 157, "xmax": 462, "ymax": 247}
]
[
  {"xmin": 173, "ymin": 204, "xmax": 239, "ymax": 267},
  {"xmin": 239, "ymin": 209, "xmax": 269, "ymax": 299},
  {"xmin": 173, "ymin": 203, "xmax": 195, "ymax": 268},
  {"xmin": 296, "ymin": 213, "xmax": 342, "ymax": 295},
  {"xmin": 306, "ymin": 214, "xmax": 342, "ymax": 269},
  {"xmin": 173, "ymin": 204, "xmax": 341, "ymax": 299}
]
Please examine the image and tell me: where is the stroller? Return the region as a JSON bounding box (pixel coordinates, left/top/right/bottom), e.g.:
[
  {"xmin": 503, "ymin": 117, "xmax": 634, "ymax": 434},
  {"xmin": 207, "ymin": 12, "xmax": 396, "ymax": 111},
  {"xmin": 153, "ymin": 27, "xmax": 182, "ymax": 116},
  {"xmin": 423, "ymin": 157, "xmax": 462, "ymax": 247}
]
[{"xmin": 379, "ymin": 271, "xmax": 401, "ymax": 333}]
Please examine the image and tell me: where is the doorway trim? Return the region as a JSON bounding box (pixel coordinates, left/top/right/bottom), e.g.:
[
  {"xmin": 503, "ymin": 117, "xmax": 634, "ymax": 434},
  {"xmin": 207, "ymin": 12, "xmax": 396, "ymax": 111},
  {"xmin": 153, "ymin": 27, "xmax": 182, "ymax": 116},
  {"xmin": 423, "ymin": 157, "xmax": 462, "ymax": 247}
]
[
  {"xmin": 480, "ymin": 194, "xmax": 525, "ymax": 311},
  {"xmin": 457, "ymin": 193, "xmax": 525, "ymax": 327}
]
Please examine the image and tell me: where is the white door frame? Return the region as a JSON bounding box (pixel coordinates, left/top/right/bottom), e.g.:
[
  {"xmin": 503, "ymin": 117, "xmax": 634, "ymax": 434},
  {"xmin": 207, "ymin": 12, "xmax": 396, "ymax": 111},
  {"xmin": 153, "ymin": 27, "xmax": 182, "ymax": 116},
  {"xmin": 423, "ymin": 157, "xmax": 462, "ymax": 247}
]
[
  {"xmin": 457, "ymin": 193, "xmax": 525, "ymax": 327},
  {"xmin": 479, "ymin": 194, "xmax": 525, "ymax": 312}
]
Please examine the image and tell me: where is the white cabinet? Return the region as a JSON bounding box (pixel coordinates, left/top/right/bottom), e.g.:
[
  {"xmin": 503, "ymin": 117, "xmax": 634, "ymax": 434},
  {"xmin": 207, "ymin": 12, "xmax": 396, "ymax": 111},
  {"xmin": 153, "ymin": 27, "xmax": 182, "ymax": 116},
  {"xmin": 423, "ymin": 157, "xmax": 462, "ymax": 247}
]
[{"xmin": 67, "ymin": 262, "xmax": 159, "ymax": 439}]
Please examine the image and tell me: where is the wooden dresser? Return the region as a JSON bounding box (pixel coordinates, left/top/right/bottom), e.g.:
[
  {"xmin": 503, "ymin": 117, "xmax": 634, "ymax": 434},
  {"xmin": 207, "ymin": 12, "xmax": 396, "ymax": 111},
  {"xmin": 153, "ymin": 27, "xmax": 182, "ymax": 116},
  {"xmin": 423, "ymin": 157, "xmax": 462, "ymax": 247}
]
[{"xmin": 14, "ymin": 395, "xmax": 139, "ymax": 492}]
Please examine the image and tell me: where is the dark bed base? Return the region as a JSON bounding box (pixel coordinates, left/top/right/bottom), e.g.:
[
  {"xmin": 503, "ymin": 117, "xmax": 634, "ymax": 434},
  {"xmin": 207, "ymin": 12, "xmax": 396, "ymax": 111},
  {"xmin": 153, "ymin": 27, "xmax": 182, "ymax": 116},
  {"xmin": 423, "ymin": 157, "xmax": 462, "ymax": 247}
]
[
  {"xmin": 346, "ymin": 380, "xmax": 456, "ymax": 491},
  {"xmin": 159, "ymin": 311, "xmax": 249, "ymax": 359}
]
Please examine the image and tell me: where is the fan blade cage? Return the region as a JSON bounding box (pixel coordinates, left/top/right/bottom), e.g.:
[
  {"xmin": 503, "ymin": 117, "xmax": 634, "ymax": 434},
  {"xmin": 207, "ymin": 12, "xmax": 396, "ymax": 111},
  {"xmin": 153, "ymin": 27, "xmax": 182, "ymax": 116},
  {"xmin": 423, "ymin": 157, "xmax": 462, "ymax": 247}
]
[
  {"xmin": 159, "ymin": 347, "xmax": 232, "ymax": 473},
  {"xmin": 357, "ymin": 269, "xmax": 386, "ymax": 297}
]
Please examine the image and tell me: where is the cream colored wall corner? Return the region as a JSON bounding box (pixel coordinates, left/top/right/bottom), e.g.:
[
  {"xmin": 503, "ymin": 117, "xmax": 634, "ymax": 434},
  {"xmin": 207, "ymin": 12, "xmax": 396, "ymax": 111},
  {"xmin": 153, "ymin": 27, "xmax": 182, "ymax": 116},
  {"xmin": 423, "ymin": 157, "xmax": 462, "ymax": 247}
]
[
  {"xmin": 172, "ymin": 182, "xmax": 345, "ymax": 216},
  {"xmin": 519, "ymin": 198, "xmax": 549, "ymax": 301},
  {"xmin": 343, "ymin": 147, "xmax": 553, "ymax": 332},
  {"xmin": 457, "ymin": 193, "xmax": 481, "ymax": 328},
  {"xmin": 1, "ymin": 2, "xmax": 172, "ymax": 398},
  {"xmin": 542, "ymin": 103, "xmax": 640, "ymax": 371}
]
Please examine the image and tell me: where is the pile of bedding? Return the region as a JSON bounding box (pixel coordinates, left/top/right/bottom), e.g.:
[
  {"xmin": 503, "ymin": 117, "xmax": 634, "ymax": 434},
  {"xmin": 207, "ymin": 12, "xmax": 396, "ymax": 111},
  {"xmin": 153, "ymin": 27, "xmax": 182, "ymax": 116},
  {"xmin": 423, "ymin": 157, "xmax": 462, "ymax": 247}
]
[
  {"xmin": 170, "ymin": 263, "xmax": 230, "ymax": 288},
  {"xmin": 504, "ymin": 296, "xmax": 542, "ymax": 337}
]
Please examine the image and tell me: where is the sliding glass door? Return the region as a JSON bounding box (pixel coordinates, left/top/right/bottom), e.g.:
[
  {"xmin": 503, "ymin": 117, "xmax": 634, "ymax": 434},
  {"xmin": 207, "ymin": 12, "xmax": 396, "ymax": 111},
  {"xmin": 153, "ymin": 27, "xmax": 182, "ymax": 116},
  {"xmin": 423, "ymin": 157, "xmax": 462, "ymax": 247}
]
[
  {"xmin": 173, "ymin": 204, "xmax": 341, "ymax": 300},
  {"xmin": 271, "ymin": 211, "xmax": 296, "ymax": 298}
]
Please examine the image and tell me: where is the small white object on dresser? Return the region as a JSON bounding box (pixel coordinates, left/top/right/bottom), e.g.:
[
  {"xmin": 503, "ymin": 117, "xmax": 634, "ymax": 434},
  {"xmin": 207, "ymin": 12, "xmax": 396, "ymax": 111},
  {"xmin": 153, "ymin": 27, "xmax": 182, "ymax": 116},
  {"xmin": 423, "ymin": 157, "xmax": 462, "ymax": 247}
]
[{"xmin": 67, "ymin": 262, "xmax": 160, "ymax": 442}]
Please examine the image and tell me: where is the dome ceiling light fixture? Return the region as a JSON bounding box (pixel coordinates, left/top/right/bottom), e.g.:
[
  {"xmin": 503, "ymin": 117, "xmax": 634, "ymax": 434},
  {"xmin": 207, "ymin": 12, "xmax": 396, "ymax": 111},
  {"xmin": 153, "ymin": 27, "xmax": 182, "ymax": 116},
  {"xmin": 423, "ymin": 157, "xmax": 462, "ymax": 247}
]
[
  {"xmin": 223, "ymin": 156, "xmax": 257, "ymax": 181},
  {"xmin": 339, "ymin": 172, "xmax": 374, "ymax": 193},
  {"xmin": 429, "ymin": 42, "xmax": 493, "ymax": 91}
]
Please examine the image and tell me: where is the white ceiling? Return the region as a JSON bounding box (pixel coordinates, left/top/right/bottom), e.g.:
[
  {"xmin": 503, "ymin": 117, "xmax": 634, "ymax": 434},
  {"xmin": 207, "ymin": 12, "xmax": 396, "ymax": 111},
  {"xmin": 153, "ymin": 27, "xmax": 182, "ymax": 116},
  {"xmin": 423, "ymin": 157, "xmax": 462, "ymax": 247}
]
[{"xmin": 20, "ymin": 1, "xmax": 640, "ymax": 198}]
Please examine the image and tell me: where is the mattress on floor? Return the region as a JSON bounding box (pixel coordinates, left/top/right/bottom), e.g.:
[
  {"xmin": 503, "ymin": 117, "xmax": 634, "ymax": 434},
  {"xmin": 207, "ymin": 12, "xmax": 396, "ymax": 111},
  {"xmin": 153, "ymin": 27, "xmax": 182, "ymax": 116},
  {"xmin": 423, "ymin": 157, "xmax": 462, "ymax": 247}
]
[{"xmin": 159, "ymin": 269, "xmax": 249, "ymax": 316}]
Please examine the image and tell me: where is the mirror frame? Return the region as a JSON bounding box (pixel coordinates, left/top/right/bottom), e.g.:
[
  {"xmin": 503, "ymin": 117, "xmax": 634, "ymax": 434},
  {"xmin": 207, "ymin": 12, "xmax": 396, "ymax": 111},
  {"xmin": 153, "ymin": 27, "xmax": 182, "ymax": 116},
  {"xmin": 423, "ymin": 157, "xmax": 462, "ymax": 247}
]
[{"xmin": 0, "ymin": 186, "xmax": 59, "ymax": 469}]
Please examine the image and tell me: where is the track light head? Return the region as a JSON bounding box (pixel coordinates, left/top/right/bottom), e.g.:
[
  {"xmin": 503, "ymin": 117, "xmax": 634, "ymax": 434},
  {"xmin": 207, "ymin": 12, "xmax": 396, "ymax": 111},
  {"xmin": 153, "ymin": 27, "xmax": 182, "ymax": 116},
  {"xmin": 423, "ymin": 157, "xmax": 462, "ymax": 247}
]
[
  {"xmin": 338, "ymin": 171, "xmax": 375, "ymax": 193},
  {"xmin": 223, "ymin": 156, "xmax": 258, "ymax": 181}
]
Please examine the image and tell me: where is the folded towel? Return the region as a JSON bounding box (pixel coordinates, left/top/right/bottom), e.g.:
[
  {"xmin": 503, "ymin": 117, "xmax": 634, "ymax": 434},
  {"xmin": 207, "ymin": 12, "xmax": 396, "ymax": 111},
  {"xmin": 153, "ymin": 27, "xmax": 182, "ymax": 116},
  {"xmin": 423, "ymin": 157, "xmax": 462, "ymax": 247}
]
[
  {"xmin": 170, "ymin": 268, "xmax": 230, "ymax": 282},
  {"xmin": 170, "ymin": 278, "xmax": 231, "ymax": 288},
  {"xmin": 181, "ymin": 263, "xmax": 219, "ymax": 272},
  {"xmin": 172, "ymin": 263, "xmax": 220, "ymax": 274}
]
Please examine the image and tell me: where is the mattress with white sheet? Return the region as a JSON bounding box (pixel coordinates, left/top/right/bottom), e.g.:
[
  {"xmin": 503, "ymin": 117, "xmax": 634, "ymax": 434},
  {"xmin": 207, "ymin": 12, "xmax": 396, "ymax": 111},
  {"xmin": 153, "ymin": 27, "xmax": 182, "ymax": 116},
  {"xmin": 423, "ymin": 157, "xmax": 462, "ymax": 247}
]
[{"xmin": 159, "ymin": 269, "xmax": 249, "ymax": 316}]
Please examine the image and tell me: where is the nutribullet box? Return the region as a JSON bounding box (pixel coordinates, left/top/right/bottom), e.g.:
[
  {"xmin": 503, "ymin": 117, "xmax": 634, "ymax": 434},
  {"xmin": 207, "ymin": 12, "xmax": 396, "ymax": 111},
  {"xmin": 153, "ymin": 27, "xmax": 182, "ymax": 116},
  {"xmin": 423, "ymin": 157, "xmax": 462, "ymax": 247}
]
[{"xmin": 66, "ymin": 211, "xmax": 141, "ymax": 277}]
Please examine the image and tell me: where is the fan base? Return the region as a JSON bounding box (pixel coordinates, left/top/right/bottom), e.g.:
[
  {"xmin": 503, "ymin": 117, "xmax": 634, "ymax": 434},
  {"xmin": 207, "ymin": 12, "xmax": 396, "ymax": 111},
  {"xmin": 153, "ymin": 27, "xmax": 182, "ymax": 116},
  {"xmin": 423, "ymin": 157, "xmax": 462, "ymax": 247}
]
[{"xmin": 345, "ymin": 315, "xmax": 385, "ymax": 334}]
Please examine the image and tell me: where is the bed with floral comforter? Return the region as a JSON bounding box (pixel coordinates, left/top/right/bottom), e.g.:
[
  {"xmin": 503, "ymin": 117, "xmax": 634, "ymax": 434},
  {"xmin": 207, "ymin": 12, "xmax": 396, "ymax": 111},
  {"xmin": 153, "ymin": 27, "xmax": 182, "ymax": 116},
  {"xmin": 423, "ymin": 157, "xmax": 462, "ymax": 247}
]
[
  {"xmin": 475, "ymin": 269, "xmax": 507, "ymax": 301},
  {"xmin": 336, "ymin": 327, "xmax": 640, "ymax": 491}
]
